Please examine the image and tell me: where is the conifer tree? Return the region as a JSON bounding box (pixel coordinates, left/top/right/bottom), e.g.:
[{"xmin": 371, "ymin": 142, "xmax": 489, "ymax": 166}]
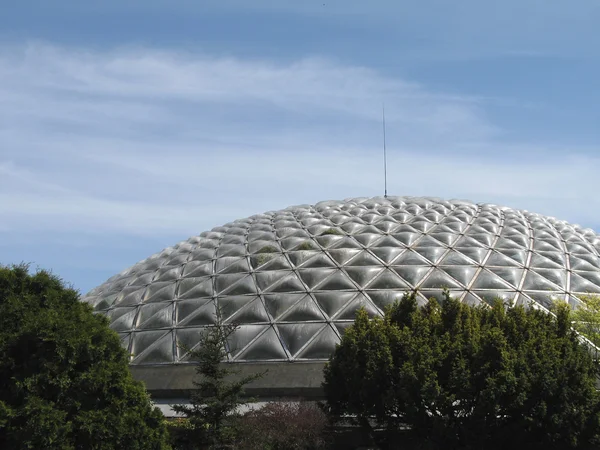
[
  {"xmin": 0, "ymin": 264, "xmax": 170, "ymax": 450},
  {"xmin": 324, "ymin": 291, "xmax": 600, "ymax": 449},
  {"xmin": 172, "ymin": 309, "xmax": 264, "ymax": 449}
]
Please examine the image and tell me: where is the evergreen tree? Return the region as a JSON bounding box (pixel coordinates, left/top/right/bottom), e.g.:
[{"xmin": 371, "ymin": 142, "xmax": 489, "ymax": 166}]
[
  {"xmin": 571, "ymin": 294, "xmax": 600, "ymax": 359},
  {"xmin": 172, "ymin": 310, "xmax": 264, "ymax": 449},
  {"xmin": 324, "ymin": 291, "xmax": 600, "ymax": 449},
  {"xmin": 0, "ymin": 264, "xmax": 170, "ymax": 450}
]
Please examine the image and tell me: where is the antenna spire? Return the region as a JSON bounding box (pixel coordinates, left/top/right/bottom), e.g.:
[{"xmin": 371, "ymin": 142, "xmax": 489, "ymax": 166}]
[{"xmin": 382, "ymin": 104, "xmax": 388, "ymax": 198}]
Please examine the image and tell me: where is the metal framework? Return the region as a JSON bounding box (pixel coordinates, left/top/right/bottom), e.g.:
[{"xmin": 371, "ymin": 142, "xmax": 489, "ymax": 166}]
[{"xmin": 82, "ymin": 196, "xmax": 600, "ymax": 366}]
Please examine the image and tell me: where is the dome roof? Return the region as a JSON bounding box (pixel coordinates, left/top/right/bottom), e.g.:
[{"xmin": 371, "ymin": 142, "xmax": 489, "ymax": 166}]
[{"xmin": 82, "ymin": 196, "xmax": 600, "ymax": 366}]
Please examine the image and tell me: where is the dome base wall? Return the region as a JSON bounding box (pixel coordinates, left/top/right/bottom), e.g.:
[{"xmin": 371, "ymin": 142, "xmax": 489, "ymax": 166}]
[{"xmin": 131, "ymin": 361, "xmax": 327, "ymax": 400}]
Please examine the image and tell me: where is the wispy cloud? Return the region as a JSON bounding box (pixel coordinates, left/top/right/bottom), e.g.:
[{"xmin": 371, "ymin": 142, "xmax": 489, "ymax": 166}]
[{"xmin": 1, "ymin": 42, "xmax": 599, "ymax": 256}]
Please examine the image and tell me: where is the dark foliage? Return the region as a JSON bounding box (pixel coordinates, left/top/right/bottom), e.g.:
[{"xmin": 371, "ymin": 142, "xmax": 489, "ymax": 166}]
[
  {"xmin": 234, "ymin": 402, "xmax": 329, "ymax": 450},
  {"xmin": 324, "ymin": 291, "xmax": 600, "ymax": 449},
  {"xmin": 0, "ymin": 264, "xmax": 170, "ymax": 449},
  {"xmin": 171, "ymin": 313, "xmax": 264, "ymax": 449}
]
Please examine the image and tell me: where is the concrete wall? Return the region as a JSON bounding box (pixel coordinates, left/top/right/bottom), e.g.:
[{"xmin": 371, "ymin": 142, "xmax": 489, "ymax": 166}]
[{"xmin": 131, "ymin": 361, "xmax": 327, "ymax": 399}]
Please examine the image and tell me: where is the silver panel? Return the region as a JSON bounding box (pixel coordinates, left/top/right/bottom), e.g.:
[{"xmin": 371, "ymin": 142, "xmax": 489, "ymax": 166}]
[{"xmin": 81, "ymin": 196, "xmax": 600, "ymax": 365}]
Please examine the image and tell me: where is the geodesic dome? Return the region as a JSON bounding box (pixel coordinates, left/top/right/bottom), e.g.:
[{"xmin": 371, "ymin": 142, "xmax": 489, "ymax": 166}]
[{"xmin": 82, "ymin": 196, "xmax": 600, "ymax": 367}]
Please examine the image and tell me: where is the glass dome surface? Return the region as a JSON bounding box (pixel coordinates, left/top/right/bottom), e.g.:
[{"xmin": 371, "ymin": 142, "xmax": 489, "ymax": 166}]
[{"xmin": 81, "ymin": 196, "xmax": 600, "ymax": 366}]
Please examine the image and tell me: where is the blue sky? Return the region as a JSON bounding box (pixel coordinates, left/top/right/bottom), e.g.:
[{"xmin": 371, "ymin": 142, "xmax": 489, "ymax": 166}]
[{"xmin": 2, "ymin": 0, "xmax": 600, "ymax": 294}]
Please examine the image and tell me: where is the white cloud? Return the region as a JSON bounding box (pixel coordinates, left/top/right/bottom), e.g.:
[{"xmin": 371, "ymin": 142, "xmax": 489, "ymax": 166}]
[{"xmin": 0, "ymin": 41, "xmax": 599, "ymax": 247}]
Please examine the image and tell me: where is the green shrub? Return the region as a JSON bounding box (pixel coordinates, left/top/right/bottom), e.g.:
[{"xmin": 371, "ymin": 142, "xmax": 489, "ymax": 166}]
[
  {"xmin": 0, "ymin": 264, "xmax": 170, "ymax": 450},
  {"xmin": 165, "ymin": 418, "xmax": 195, "ymax": 450},
  {"xmin": 324, "ymin": 291, "xmax": 600, "ymax": 449}
]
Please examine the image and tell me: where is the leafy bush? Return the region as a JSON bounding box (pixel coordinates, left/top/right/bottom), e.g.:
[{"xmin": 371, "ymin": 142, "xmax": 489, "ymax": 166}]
[
  {"xmin": 235, "ymin": 402, "xmax": 328, "ymax": 450},
  {"xmin": 165, "ymin": 418, "xmax": 195, "ymax": 450},
  {"xmin": 323, "ymin": 291, "xmax": 600, "ymax": 449},
  {"xmin": 0, "ymin": 264, "xmax": 170, "ymax": 450}
]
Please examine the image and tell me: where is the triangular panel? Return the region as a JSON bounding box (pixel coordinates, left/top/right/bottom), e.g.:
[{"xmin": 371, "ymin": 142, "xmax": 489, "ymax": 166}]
[
  {"xmin": 428, "ymin": 232, "xmax": 459, "ymax": 246},
  {"xmin": 235, "ymin": 326, "xmax": 288, "ymax": 361},
  {"xmin": 366, "ymin": 269, "xmax": 410, "ymax": 290},
  {"xmin": 216, "ymin": 257, "xmax": 249, "ymax": 274},
  {"xmin": 372, "ymin": 236, "xmax": 405, "ymax": 248},
  {"xmin": 329, "ymin": 237, "xmax": 363, "ymax": 250},
  {"xmin": 533, "ymin": 239, "xmax": 563, "ymax": 252},
  {"xmin": 391, "ymin": 232, "xmax": 421, "ymax": 246},
  {"xmin": 521, "ymin": 271, "xmax": 561, "ymax": 291},
  {"xmin": 455, "ymin": 236, "xmax": 487, "ymax": 248},
  {"xmin": 108, "ymin": 307, "xmax": 138, "ymax": 332},
  {"xmin": 258, "ymin": 255, "xmax": 293, "ymax": 272},
  {"xmin": 263, "ymin": 293, "xmax": 307, "ymax": 320},
  {"xmin": 370, "ymin": 247, "xmax": 405, "ymax": 264},
  {"xmin": 299, "ymin": 252, "xmax": 338, "ymax": 269},
  {"xmin": 178, "ymin": 277, "xmax": 213, "ymax": 300},
  {"xmin": 414, "ymin": 235, "xmax": 446, "ymax": 248},
  {"xmin": 136, "ymin": 302, "xmax": 173, "ymax": 329},
  {"xmin": 314, "ymin": 291, "xmax": 357, "ymax": 319},
  {"xmin": 488, "ymin": 267, "xmax": 525, "ymax": 288},
  {"xmin": 327, "ymin": 249, "xmax": 362, "ymax": 266},
  {"xmin": 419, "ymin": 269, "xmax": 462, "ymax": 289},
  {"xmin": 226, "ymin": 324, "xmax": 270, "ymax": 358},
  {"xmin": 224, "ymin": 296, "xmax": 270, "ymax": 324},
  {"xmin": 390, "ymin": 266, "xmax": 431, "ymax": 287},
  {"xmin": 471, "ymin": 270, "xmax": 512, "ymax": 290},
  {"xmin": 393, "ymin": 250, "xmax": 430, "ymax": 266},
  {"xmin": 535, "ymin": 251, "xmax": 567, "ymax": 268},
  {"xmin": 131, "ymin": 331, "xmax": 173, "ymax": 365},
  {"xmin": 354, "ymin": 233, "xmax": 384, "ymax": 247},
  {"xmin": 345, "ymin": 251, "xmax": 384, "ymax": 267},
  {"xmin": 315, "ymin": 270, "xmax": 357, "ymax": 291},
  {"xmin": 130, "ymin": 330, "xmax": 171, "ymax": 363},
  {"xmin": 287, "ymin": 251, "xmax": 320, "ymax": 268},
  {"xmin": 574, "ymin": 271, "xmax": 600, "ymax": 290},
  {"xmin": 570, "ymin": 256, "xmax": 600, "ymax": 272},
  {"xmin": 336, "ymin": 294, "xmax": 381, "ymax": 319},
  {"xmin": 144, "ymin": 281, "xmax": 178, "ymax": 303},
  {"xmin": 464, "ymin": 233, "xmax": 494, "ymax": 247},
  {"xmin": 486, "ymin": 251, "xmax": 522, "ymax": 268},
  {"xmin": 440, "ymin": 250, "xmax": 477, "ymax": 266},
  {"xmin": 366, "ymin": 290, "xmax": 407, "ymax": 311},
  {"xmin": 298, "ymin": 268, "xmax": 337, "ymax": 290},
  {"xmin": 220, "ymin": 275, "xmax": 258, "ymax": 296},
  {"xmin": 333, "ymin": 321, "xmax": 354, "ymax": 337},
  {"xmin": 296, "ymin": 325, "xmax": 340, "ymax": 360},
  {"xmin": 344, "ymin": 266, "xmax": 384, "ymax": 288},
  {"xmin": 413, "ymin": 247, "xmax": 447, "ymax": 265},
  {"xmin": 263, "ymin": 273, "xmax": 306, "ymax": 293},
  {"xmin": 115, "ymin": 286, "xmax": 146, "ymax": 307},
  {"xmin": 315, "ymin": 235, "xmax": 342, "ymax": 249},
  {"xmin": 532, "ymin": 268, "xmax": 567, "ymax": 288},
  {"xmin": 455, "ymin": 248, "xmax": 488, "ymax": 264},
  {"xmin": 278, "ymin": 296, "xmax": 326, "ymax": 322},
  {"xmin": 277, "ymin": 323, "xmax": 327, "ymax": 357},
  {"xmin": 440, "ymin": 266, "xmax": 478, "ymax": 287},
  {"xmin": 177, "ymin": 299, "xmax": 217, "ymax": 326}
]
